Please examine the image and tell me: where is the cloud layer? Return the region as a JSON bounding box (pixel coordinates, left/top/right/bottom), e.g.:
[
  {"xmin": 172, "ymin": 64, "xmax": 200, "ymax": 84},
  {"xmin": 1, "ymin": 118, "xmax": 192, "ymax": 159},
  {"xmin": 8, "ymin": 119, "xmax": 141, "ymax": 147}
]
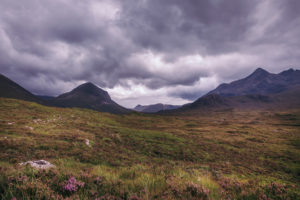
[{"xmin": 0, "ymin": 0, "xmax": 299, "ymax": 107}]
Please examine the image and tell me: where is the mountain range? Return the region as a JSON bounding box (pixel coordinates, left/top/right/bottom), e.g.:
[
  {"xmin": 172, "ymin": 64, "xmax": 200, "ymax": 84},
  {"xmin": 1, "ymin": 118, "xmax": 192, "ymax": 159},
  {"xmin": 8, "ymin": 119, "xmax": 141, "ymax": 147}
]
[
  {"xmin": 177, "ymin": 68, "xmax": 300, "ymax": 112},
  {"xmin": 134, "ymin": 104, "xmax": 180, "ymax": 113},
  {"xmin": 208, "ymin": 68, "xmax": 300, "ymax": 96},
  {"xmin": 1, "ymin": 68, "xmax": 300, "ymax": 114}
]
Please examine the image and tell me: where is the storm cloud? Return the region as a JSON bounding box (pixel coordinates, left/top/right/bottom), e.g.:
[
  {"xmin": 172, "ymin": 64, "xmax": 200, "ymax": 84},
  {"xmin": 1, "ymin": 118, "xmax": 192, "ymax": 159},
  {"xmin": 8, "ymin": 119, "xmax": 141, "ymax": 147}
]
[{"xmin": 0, "ymin": 0, "xmax": 299, "ymax": 107}]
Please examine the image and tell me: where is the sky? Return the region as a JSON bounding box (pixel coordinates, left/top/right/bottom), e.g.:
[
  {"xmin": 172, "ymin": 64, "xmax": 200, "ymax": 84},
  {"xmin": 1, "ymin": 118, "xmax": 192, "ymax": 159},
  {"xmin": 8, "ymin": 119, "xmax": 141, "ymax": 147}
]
[{"xmin": 0, "ymin": 0, "xmax": 299, "ymax": 108}]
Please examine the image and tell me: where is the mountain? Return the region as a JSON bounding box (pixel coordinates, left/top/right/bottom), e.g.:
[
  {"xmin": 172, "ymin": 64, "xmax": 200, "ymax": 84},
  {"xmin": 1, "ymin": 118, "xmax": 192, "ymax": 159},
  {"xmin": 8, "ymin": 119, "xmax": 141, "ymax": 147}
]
[
  {"xmin": 2, "ymin": 67, "xmax": 299, "ymax": 114},
  {"xmin": 0, "ymin": 74, "xmax": 130, "ymax": 114},
  {"xmin": 176, "ymin": 91, "xmax": 300, "ymax": 113},
  {"xmin": 208, "ymin": 68, "xmax": 300, "ymax": 96},
  {"xmin": 134, "ymin": 103, "xmax": 180, "ymax": 113},
  {"xmin": 36, "ymin": 95, "xmax": 55, "ymax": 101},
  {"xmin": 183, "ymin": 94, "xmax": 229, "ymax": 109},
  {"xmin": 168, "ymin": 68, "xmax": 300, "ymax": 113},
  {"xmin": 50, "ymin": 82, "xmax": 130, "ymax": 114},
  {"xmin": 0, "ymin": 74, "xmax": 42, "ymax": 103}
]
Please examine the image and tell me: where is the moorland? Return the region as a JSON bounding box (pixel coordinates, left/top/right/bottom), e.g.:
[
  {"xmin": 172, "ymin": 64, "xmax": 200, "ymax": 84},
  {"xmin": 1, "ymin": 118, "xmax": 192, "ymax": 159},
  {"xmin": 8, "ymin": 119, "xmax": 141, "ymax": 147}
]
[{"xmin": 0, "ymin": 97, "xmax": 299, "ymax": 199}]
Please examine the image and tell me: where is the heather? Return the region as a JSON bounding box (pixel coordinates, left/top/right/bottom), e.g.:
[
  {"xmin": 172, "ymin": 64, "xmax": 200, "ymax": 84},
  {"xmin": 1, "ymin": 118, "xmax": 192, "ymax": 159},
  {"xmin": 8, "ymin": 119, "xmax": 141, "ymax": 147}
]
[{"xmin": 0, "ymin": 98, "xmax": 299, "ymax": 199}]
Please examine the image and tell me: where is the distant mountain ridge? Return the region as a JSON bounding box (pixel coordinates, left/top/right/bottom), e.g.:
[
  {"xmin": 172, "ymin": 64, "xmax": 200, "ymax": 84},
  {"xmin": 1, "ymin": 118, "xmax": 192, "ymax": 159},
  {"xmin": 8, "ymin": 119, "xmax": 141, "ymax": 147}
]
[
  {"xmin": 36, "ymin": 95, "xmax": 55, "ymax": 101},
  {"xmin": 174, "ymin": 68, "xmax": 300, "ymax": 112},
  {"xmin": 1, "ymin": 67, "xmax": 300, "ymax": 114},
  {"xmin": 134, "ymin": 103, "xmax": 180, "ymax": 113},
  {"xmin": 208, "ymin": 68, "xmax": 300, "ymax": 96}
]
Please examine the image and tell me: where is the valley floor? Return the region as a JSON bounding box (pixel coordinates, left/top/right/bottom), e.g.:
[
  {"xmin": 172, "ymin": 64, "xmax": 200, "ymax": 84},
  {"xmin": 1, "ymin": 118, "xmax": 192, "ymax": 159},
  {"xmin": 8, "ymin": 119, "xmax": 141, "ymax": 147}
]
[{"xmin": 0, "ymin": 98, "xmax": 299, "ymax": 199}]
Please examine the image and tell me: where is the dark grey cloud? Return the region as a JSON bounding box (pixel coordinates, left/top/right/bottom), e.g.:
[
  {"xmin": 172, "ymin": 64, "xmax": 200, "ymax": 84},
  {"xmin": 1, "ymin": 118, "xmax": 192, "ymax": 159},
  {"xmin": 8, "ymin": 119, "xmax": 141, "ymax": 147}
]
[
  {"xmin": 0, "ymin": 0, "xmax": 299, "ymax": 107},
  {"xmin": 120, "ymin": 0, "xmax": 258, "ymax": 55}
]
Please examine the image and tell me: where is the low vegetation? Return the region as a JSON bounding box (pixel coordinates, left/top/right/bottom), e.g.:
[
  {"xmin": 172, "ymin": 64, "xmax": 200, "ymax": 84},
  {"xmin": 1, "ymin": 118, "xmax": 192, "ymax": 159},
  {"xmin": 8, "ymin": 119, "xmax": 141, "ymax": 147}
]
[{"xmin": 0, "ymin": 98, "xmax": 299, "ymax": 199}]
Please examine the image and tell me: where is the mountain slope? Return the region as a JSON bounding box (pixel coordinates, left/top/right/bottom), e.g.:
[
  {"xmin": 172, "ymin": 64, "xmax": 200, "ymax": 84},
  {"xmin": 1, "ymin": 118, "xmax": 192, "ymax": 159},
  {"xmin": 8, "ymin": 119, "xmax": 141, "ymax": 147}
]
[
  {"xmin": 0, "ymin": 74, "xmax": 42, "ymax": 103},
  {"xmin": 51, "ymin": 82, "xmax": 130, "ymax": 114},
  {"xmin": 134, "ymin": 103, "xmax": 180, "ymax": 113},
  {"xmin": 208, "ymin": 68, "xmax": 300, "ymax": 96}
]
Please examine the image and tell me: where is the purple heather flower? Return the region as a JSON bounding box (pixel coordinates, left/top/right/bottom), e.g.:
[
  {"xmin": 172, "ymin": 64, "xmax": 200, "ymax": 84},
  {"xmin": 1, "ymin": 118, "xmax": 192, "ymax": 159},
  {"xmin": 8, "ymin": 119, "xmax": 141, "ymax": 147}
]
[{"xmin": 63, "ymin": 176, "xmax": 85, "ymax": 192}]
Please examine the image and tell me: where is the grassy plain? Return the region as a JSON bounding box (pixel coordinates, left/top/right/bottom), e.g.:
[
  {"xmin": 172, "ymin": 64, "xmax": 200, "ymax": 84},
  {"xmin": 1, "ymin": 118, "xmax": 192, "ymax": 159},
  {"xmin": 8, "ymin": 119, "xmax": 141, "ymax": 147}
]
[{"xmin": 0, "ymin": 98, "xmax": 299, "ymax": 199}]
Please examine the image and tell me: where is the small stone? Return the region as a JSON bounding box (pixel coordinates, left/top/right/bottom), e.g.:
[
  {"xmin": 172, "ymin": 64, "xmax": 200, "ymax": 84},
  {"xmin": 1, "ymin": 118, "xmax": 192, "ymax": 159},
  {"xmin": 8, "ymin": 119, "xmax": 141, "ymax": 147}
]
[
  {"xmin": 7, "ymin": 122, "xmax": 14, "ymax": 125},
  {"xmin": 19, "ymin": 160, "xmax": 55, "ymax": 170}
]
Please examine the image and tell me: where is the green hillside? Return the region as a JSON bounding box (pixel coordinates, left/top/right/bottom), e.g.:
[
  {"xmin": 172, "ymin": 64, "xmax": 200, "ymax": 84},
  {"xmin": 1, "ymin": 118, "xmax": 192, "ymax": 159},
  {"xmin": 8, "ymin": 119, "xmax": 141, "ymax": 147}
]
[{"xmin": 0, "ymin": 98, "xmax": 299, "ymax": 199}]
